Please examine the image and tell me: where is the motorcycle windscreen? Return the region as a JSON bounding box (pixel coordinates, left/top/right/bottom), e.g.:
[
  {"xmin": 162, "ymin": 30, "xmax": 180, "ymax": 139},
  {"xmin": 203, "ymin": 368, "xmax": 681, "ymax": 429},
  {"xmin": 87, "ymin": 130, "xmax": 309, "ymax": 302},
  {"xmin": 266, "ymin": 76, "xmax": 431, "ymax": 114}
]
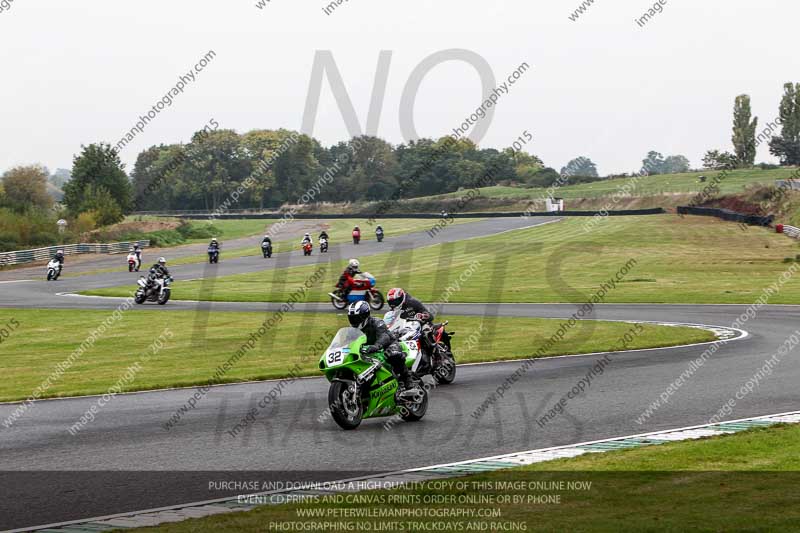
[
  {"xmin": 383, "ymin": 310, "xmax": 401, "ymax": 329},
  {"xmin": 356, "ymin": 272, "xmax": 377, "ymax": 287},
  {"xmin": 325, "ymin": 327, "xmax": 365, "ymax": 356}
]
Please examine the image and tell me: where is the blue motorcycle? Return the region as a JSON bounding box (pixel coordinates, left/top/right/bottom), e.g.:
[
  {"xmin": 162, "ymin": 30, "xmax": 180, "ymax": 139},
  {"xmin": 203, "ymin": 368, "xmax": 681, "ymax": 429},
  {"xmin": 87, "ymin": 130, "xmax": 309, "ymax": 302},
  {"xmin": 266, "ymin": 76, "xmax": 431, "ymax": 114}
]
[{"xmin": 329, "ymin": 272, "xmax": 384, "ymax": 311}]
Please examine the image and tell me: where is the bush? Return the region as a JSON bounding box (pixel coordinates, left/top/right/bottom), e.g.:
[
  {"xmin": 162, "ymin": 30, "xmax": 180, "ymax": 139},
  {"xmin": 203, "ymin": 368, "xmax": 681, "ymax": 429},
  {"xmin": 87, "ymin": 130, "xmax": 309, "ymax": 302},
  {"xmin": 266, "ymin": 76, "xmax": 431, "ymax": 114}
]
[
  {"xmin": 141, "ymin": 229, "xmax": 185, "ymax": 247},
  {"xmin": 0, "ymin": 208, "xmax": 61, "ymax": 251},
  {"xmin": 176, "ymin": 220, "xmax": 220, "ymax": 239},
  {"xmin": 74, "ymin": 211, "xmax": 98, "ymax": 234},
  {"xmin": 0, "ymin": 231, "xmax": 19, "ymax": 252}
]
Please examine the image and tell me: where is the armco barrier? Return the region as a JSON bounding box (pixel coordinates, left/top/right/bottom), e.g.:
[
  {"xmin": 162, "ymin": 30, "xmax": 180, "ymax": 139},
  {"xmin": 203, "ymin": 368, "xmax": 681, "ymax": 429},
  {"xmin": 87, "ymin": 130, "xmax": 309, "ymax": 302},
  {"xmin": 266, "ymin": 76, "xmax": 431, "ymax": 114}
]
[
  {"xmin": 0, "ymin": 240, "xmax": 150, "ymax": 267},
  {"xmin": 135, "ymin": 208, "xmax": 665, "ymax": 220},
  {"xmin": 677, "ymin": 206, "xmax": 773, "ymax": 227}
]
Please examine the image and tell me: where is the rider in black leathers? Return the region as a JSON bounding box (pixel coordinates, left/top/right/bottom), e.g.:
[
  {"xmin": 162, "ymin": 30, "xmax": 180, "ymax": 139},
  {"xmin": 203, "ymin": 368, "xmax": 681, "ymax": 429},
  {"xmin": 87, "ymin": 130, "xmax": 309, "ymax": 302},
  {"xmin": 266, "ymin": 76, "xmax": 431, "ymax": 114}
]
[
  {"xmin": 388, "ymin": 288, "xmax": 436, "ymax": 357},
  {"xmin": 348, "ymin": 301, "xmax": 413, "ymax": 388},
  {"xmin": 261, "ymin": 235, "xmax": 272, "ymax": 256},
  {"xmin": 148, "ymin": 258, "xmax": 171, "ymax": 282},
  {"xmin": 389, "ymin": 289, "xmax": 434, "ymax": 324}
]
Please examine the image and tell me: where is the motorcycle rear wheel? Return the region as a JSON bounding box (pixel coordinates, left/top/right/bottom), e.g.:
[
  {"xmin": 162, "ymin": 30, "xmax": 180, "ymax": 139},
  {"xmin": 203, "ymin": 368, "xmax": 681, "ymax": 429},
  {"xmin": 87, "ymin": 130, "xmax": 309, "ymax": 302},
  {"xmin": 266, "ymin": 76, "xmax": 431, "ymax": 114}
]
[
  {"xmin": 134, "ymin": 292, "xmax": 147, "ymax": 304},
  {"xmin": 328, "ymin": 381, "xmax": 362, "ymax": 430}
]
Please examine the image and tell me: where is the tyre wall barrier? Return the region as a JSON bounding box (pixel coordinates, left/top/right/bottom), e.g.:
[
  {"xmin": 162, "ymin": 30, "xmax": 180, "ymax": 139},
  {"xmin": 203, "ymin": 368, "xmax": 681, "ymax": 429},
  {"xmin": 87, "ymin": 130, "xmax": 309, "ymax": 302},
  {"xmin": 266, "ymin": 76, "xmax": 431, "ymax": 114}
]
[
  {"xmin": 676, "ymin": 206, "xmax": 773, "ymax": 227},
  {"xmin": 0, "ymin": 240, "xmax": 151, "ymax": 267},
  {"xmin": 781, "ymin": 225, "xmax": 800, "ymax": 239}
]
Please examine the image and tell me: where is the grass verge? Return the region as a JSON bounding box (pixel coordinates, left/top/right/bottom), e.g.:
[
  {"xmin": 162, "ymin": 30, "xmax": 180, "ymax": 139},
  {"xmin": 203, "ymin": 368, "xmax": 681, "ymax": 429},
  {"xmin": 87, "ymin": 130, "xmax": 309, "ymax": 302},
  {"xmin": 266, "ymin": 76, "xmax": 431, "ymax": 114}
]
[
  {"xmin": 130, "ymin": 424, "xmax": 800, "ymax": 532},
  {"xmin": 423, "ymin": 167, "xmax": 800, "ymax": 201},
  {"xmin": 83, "ymin": 214, "xmax": 800, "ymax": 304},
  {"xmin": 0, "ymin": 308, "xmax": 713, "ymax": 402}
]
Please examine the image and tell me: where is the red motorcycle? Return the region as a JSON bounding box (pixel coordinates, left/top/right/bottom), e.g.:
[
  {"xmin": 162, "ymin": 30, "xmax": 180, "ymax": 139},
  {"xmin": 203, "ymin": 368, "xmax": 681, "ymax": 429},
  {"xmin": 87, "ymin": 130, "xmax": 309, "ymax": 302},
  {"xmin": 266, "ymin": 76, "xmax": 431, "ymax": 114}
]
[
  {"xmin": 352, "ymin": 227, "xmax": 361, "ymax": 244},
  {"xmin": 303, "ymin": 242, "xmax": 313, "ymax": 256}
]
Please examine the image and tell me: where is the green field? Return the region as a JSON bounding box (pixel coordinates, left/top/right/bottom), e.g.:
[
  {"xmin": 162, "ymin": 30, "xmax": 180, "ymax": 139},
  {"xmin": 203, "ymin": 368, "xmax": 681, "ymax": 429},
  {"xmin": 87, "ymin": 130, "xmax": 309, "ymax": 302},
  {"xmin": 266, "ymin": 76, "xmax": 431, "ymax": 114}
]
[
  {"xmin": 130, "ymin": 424, "xmax": 800, "ymax": 532},
  {"xmin": 84, "ymin": 214, "xmax": 800, "ymax": 304},
  {"xmin": 0, "ymin": 308, "xmax": 713, "ymax": 402},
  {"xmin": 422, "ymin": 167, "xmax": 800, "ymax": 202}
]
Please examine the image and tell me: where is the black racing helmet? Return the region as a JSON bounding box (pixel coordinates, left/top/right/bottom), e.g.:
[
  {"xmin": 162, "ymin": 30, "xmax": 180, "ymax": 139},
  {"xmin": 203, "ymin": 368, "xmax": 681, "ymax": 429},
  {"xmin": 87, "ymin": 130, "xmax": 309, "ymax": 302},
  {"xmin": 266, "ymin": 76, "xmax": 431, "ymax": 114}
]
[{"xmin": 347, "ymin": 301, "xmax": 370, "ymax": 329}]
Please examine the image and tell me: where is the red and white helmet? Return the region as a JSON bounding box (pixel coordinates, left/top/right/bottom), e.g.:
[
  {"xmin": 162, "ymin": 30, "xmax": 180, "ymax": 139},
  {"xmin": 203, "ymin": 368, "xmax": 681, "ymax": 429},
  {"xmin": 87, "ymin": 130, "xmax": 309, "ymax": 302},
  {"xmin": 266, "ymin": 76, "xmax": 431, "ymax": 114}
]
[{"xmin": 387, "ymin": 288, "xmax": 406, "ymax": 309}]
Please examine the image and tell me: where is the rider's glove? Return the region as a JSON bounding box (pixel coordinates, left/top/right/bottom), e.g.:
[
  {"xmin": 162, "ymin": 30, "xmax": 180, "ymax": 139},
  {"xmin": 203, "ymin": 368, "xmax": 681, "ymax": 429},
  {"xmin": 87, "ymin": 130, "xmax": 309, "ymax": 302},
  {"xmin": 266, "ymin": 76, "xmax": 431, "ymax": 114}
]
[
  {"xmin": 415, "ymin": 313, "xmax": 430, "ymax": 322},
  {"xmin": 361, "ymin": 345, "xmax": 378, "ymax": 355}
]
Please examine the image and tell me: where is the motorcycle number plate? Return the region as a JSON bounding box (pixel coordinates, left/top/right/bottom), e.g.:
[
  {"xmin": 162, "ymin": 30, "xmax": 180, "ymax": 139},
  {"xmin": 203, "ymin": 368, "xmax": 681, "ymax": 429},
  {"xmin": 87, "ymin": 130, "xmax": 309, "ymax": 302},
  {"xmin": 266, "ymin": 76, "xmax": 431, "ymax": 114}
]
[
  {"xmin": 326, "ymin": 350, "xmax": 344, "ymax": 367},
  {"xmin": 404, "ymin": 341, "xmax": 419, "ymax": 359}
]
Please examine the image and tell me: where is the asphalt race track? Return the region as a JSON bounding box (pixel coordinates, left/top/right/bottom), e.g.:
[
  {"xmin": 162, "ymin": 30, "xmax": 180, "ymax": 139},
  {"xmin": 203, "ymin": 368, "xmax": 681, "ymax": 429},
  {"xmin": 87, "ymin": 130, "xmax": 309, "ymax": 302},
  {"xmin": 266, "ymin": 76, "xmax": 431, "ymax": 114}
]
[{"xmin": 1, "ymin": 217, "xmax": 798, "ymax": 530}]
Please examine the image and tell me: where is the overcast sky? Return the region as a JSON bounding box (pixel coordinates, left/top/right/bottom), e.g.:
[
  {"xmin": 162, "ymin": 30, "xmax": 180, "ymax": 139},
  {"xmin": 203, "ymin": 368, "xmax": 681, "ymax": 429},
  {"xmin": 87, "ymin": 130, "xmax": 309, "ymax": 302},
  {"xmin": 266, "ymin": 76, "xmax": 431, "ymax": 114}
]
[{"xmin": 1, "ymin": 0, "xmax": 797, "ymax": 176}]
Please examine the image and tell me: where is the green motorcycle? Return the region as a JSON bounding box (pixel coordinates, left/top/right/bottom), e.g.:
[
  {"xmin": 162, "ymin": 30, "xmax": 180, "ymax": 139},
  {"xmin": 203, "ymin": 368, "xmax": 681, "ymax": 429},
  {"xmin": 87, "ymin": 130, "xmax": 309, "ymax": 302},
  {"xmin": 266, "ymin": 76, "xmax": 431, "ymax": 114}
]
[{"xmin": 319, "ymin": 327, "xmax": 428, "ymax": 430}]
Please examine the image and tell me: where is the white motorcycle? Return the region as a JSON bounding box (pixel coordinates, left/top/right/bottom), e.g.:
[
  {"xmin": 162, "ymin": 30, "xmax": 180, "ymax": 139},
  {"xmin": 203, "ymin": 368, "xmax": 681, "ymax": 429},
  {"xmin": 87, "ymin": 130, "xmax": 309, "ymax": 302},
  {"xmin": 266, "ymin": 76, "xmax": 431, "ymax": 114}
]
[
  {"xmin": 127, "ymin": 253, "xmax": 141, "ymax": 272},
  {"xmin": 320, "ymin": 237, "xmax": 329, "ymax": 253},
  {"xmin": 46, "ymin": 260, "xmax": 62, "ymax": 281},
  {"xmin": 135, "ymin": 275, "xmax": 172, "ymax": 305},
  {"xmin": 384, "ymin": 310, "xmax": 457, "ymax": 385}
]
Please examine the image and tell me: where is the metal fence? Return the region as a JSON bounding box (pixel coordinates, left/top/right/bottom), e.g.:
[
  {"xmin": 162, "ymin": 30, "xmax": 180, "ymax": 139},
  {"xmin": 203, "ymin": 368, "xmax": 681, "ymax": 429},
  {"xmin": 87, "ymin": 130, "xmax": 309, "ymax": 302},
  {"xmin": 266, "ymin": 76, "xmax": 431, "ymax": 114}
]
[
  {"xmin": 775, "ymin": 180, "xmax": 800, "ymax": 191},
  {"xmin": 0, "ymin": 240, "xmax": 150, "ymax": 267}
]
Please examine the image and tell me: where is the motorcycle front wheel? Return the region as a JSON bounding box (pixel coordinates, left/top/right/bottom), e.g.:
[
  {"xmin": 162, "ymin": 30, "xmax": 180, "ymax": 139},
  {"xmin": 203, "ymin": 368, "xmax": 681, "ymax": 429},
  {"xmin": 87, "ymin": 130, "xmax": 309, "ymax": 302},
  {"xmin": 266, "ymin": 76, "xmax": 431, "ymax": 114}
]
[
  {"xmin": 328, "ymin": 381, "xmax": 363, "ymax": 430},
  {"xmin": 157, "ymin": 290, "xmax": 170, "ymax": 305},
  {"xmin": 331, "ymin": 293, "xmax": 348, "ymax": 310}
]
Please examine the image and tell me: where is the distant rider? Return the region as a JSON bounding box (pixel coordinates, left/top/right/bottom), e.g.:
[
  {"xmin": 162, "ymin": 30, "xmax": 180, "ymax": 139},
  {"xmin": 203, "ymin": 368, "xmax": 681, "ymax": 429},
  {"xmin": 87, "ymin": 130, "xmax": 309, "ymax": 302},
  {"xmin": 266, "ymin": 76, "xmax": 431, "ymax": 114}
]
[
  {"xmin": 128, "ymin": 247, "xmax": 141, "ymax": 271},
  {"xmin": 133, "ymin": 244, "xmax": 143, "ymax": 263},
  {"xmin": 148, "ymin": 257, "xmax": 171, "ymax": 283},
  {"xmin": 352, "ymin": 226, "xmax": 361, "ymax": 244},
  {"xmin": 319, "ymin": 230, "xmax": 329, "ymax": 241},
  {"xmin": 52, "ymin": 250, "xmax": 65, "ymax": 272},
  {"xmin": 375, "ymin": 225, "xmax": 384, "ymax": 240},
  {"xmin": 337, "ymin": 258, "xmax": 362, "ymax": 298},
  {"xmin": 209, "ymin": 238, "xmax": 220, "ymax": 250},
  {"xmin": 301, "ymin": 233, "xmax": 313, "ymax": 245},
  {"xmin": 261, "ymin": 235, "xmax": 272, "ymax": 256},
  {"xmin": 347, "ymin": 301, "xmax": 414, "ymax": 389}
]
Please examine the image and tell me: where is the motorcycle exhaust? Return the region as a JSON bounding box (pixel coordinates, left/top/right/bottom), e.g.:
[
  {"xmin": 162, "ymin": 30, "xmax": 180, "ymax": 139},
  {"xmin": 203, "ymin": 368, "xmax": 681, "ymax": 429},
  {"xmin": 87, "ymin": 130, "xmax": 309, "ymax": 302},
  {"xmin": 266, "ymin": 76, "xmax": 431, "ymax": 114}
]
[
  {"xmin": 328, "ymin": 292, "xmax": 344, "ymax": 302},
  {"xmin": 398, "ymin": 387, "xmax": 424, "ymax": 402},
  {"xmin": 356, "ymin": 360, "xmax": 382, "ymax": 384}
]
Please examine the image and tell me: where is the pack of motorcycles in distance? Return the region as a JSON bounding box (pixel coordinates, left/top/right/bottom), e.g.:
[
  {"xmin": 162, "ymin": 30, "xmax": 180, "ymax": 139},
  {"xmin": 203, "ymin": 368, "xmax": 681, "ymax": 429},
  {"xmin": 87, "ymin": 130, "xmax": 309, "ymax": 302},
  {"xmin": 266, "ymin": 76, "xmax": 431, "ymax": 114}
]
[{"xmin": 47, "ymin": 221, "xmax": 450, "ymax": 430}]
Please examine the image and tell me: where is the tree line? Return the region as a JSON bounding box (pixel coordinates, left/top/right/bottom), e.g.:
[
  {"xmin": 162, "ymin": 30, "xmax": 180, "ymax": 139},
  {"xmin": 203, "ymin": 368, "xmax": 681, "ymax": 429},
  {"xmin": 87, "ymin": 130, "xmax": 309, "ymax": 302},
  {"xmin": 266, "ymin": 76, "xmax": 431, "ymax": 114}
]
[{"xmin": 704, "ymin": 82, "xmax": 800, "ymax": 169}]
